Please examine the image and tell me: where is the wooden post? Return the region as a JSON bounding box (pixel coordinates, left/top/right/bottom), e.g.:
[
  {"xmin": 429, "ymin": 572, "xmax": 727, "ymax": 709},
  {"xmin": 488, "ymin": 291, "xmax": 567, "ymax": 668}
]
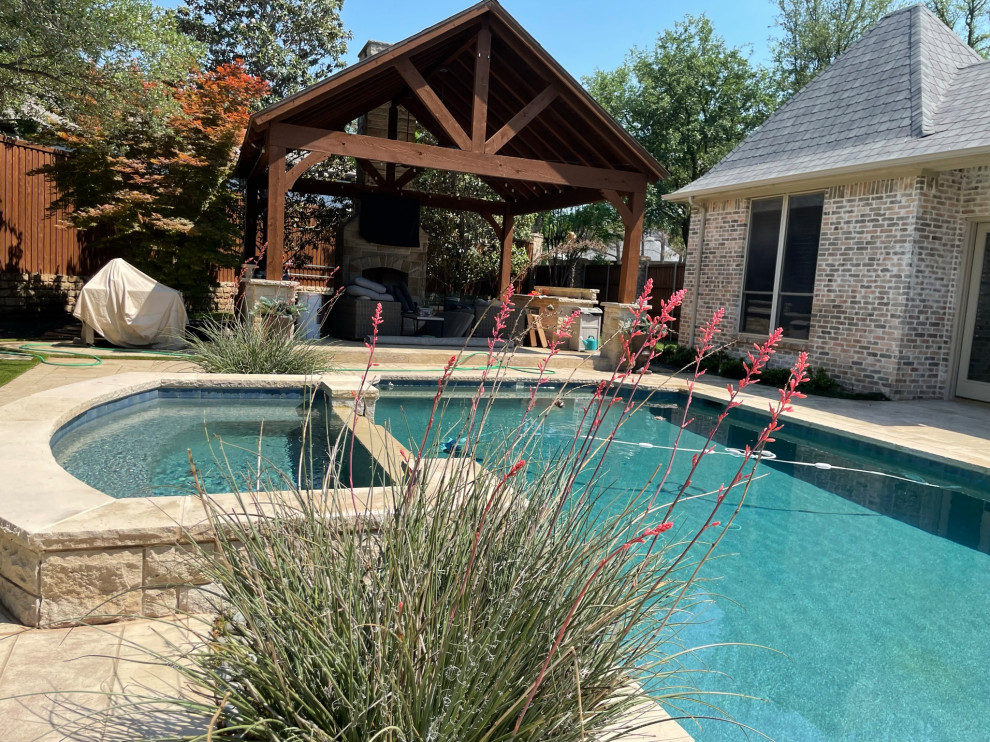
[
  {"xmin": 617, "ymin": 188, "xmax": 645, "ymax": 303},
  {"xmin": 472, "ymin": 24, "xmax": 491, "ymax": 150},
  {"xmin": 265, "ymin": 143, "xmax": 286, "ymax": 279},
  {"xmin": 498, "ymin": 209, "xmax": 515, "ymax": 296},
  {"xmin": 386, "ymin": 101, "xmax": 398, "ymax": 183},
  {"xmin": 244, "ymin": 180, "xmax": 259, "ymax": 261}
]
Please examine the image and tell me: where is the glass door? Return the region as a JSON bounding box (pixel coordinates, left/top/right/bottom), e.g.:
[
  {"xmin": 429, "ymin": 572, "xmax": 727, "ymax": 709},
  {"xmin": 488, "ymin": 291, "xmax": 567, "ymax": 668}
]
[{"xmin": 957, "ymin": 223, "xmax": 990, "ymax": 402}]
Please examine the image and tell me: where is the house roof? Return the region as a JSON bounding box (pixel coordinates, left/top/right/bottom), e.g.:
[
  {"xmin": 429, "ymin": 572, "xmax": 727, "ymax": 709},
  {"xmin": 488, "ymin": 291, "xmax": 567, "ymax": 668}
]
[
  {"xmin": 235, "ymin": 1, "xmax": 665, "ymax": 212},
  {"xmin": 669, "ymin": 4, "xmax": 989, "ymax": 200}
]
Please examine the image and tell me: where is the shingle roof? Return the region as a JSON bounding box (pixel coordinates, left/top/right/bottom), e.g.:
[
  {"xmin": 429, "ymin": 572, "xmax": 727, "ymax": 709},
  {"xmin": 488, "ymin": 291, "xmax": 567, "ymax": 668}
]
[{"xmin": 669, "ymin": 4, "xmax": 988, "ymax": 199}]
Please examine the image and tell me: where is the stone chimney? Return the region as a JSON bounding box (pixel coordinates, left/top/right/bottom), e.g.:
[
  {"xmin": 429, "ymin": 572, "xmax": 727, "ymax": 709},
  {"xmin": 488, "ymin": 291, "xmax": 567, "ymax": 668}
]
[{"xmin": 356, "ymin": 41, "xmax": 417, "ymax": 183}]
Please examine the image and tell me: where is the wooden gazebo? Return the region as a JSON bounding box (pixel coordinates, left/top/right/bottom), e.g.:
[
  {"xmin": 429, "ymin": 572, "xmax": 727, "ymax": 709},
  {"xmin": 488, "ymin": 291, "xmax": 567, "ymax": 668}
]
[{"xmin": 235, "ymin": 0, "xmax": 666, "ymax": 304}]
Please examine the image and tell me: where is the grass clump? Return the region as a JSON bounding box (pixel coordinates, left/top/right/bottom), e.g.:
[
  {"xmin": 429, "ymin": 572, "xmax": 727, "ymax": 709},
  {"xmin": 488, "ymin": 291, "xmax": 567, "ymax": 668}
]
[{"xmin": 185, "ymin": 316, "xmax": 333, "ymax": 374}]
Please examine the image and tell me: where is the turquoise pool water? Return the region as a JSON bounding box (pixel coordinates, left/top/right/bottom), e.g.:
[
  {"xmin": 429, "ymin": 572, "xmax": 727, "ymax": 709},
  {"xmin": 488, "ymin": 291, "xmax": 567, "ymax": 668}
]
[
  {"xmin": 375, "ymin": 386, "xmax": 990, "ymax": 742},
  {"xmin": 52, "ymin": 388, "xmax": 385, "ymax": 497}
]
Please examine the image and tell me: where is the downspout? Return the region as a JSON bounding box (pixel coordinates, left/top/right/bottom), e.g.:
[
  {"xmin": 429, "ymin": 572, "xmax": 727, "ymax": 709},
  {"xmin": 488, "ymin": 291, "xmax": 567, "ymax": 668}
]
[{"xmin": 686, "ymin": 196, "xmax": 707, "ymax": 347}]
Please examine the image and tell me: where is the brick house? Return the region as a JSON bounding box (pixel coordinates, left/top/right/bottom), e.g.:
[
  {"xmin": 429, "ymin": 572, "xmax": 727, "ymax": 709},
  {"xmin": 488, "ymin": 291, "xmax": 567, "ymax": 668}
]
[{"xmin": 667, "ymin": 4, "xmax": 990, "ymax": 402}]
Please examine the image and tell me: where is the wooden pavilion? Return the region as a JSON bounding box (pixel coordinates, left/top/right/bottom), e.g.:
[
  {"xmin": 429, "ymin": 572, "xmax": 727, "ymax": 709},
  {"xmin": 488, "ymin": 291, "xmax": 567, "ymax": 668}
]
[{"xmin": 235, "ymin": 0, "xmax": 666, "ymax": 304}]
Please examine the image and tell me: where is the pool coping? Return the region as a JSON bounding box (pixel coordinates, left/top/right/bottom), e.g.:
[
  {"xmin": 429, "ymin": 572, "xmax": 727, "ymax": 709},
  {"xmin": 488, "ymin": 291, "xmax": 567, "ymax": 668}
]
[{"xmin": 0, "ymin": 372, "xmax": 389, "ymax": 626}]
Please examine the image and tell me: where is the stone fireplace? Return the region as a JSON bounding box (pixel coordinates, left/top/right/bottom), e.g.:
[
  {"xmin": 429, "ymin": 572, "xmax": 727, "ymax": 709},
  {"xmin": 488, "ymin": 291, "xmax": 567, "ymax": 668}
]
[{"xmin": 337, "ymin": 216, "xmax": 429, "ymax": 300}]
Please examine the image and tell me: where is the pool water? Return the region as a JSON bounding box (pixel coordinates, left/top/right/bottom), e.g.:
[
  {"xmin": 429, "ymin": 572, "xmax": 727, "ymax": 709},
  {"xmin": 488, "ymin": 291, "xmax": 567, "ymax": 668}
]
[
  {"xmin": 52, "ymin": 389, "xmax": 387, "ymax": 497},
  {"xmin": 375, "ymin": 387, "xmax": 990, "ymax": 742}
]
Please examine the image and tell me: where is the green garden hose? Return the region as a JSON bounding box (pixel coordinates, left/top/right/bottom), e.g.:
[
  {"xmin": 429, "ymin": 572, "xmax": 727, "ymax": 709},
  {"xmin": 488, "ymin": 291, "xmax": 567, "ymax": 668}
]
[
  {"xmin": 1, "ymin": 343, "xmax": 192, "ymax": 367},
  {"xmin": 2, "ymin": 344, "xmax": 556, "ymax": 374}
]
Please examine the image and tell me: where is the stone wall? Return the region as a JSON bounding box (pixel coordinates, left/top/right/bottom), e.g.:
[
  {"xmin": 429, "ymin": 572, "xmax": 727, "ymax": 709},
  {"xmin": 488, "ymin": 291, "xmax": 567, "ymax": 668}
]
[
  {"xmin": 0, "ymin": 272, "xmax": 85, "ymax": 319},
  {"xmin": 685, "ymin": 168, "xmax": 990, "ymax": 400},
  {"xmin": 809, "ymin": 177, "xmax": 919, "ymax": 397},
  {"xmin": 0, "ymin": 271, "xmax": 239, "ymax": 324}
]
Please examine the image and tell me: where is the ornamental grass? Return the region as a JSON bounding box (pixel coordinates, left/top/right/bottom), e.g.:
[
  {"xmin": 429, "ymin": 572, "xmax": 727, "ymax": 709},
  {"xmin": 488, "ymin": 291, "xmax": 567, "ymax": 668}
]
[
  {"xmin": 116, "ymin": 282, "xmax": 807, "ymax": 741},
  {"xmin": 184, "ymin": 314, "xmax": 334, "ymax": 375}
]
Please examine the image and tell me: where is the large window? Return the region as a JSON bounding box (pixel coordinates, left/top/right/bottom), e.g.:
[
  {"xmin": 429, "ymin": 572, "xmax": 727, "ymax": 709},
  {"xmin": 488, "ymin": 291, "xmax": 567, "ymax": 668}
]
[{"xmin": 740, "ymin": 193, "xmax": 824, "ymax": 340}]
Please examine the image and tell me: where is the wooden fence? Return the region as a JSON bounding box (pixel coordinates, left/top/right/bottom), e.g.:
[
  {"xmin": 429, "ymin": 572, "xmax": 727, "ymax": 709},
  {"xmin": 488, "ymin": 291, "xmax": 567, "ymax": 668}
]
[
  {"xmin": 0, "ymin": 137, "xmax": 98, "ymax": 276},
  {"xmin": 0, "ymin": 136, "xmax": 335, "ymax": 290}
]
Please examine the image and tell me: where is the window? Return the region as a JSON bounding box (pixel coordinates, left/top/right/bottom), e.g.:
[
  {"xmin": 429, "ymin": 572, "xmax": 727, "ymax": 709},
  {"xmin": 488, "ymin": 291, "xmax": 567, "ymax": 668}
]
[{"xmin": 740, "ymin": 192, "xmax": 824, "ymax": 340}]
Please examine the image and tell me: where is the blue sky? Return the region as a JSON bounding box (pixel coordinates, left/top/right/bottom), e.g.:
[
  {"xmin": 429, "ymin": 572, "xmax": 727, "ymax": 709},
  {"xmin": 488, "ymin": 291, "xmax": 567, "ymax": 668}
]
[
  {"xmin": 343, "ymin": 0, "xmax": 779, "ymax": 80},
  {"xmin": 159, "ymin": 1, "xmax": 781, "ymax": 82}
]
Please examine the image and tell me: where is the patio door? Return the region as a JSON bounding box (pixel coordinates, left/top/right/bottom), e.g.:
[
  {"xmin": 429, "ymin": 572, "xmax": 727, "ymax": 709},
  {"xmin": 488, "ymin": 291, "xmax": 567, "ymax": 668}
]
[{"xmin": 957, "ymin": 223, "xmax": 990, "ymax": 402}]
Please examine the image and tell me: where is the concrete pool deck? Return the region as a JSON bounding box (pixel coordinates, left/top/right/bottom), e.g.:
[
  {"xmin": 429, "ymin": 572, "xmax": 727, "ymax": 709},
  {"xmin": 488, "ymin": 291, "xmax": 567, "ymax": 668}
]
[{"xmin": 0, "ymin": 350, "xmax": 987, "ymax": 740}]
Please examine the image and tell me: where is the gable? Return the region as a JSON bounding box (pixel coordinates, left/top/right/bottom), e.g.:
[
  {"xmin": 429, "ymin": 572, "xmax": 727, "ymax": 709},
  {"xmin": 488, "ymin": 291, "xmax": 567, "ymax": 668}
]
[{"xmin": 670, "ymin": 4, "xmax": 988, "ymax": 199}]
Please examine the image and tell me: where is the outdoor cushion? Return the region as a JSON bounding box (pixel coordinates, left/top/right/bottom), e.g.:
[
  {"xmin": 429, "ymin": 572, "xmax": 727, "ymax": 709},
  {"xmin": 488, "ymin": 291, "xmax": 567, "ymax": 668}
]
[
  {"xmin": 353, "ymin": 276, "xmax": 389, "ymax": 294},
  {"xmin": 346, "ymin": 284, "xmax": 394, "ymax": 301},
  {"xmin": 392, "ymin": 282, "xmax": 416, "ymax": 312}
]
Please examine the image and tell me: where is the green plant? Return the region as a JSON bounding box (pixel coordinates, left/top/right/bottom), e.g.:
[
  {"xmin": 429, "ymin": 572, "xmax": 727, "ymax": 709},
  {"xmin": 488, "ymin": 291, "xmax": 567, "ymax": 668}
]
[
  {"xmin": 660, "ymin": 343, "xmax": 696, "ymax": 370},
  {"xmin": 111, "ymin": 291, "xmax": 811, "ymax": 741},
  {"xmin": 802, "ymin": 366, "xmax": 842, "ymax": 395},
  {"xmin": 250, "ymin": 296, "xmax": 303, "ymax": 319},
  {"xmin": 759, "ymin": 367, "xmax": 793, "ymax": 388},
  {"xmin": 718, "ymin": 357, "xmax": 746, "ymax": 379},
  {"xmin": 184, "ymin": 316, "xmax": 332, "ymax": 374}
]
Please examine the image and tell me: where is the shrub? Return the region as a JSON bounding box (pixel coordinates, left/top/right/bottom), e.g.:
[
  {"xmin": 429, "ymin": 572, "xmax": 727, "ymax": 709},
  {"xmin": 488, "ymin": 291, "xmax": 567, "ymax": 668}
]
[
  {"xmin": 184, "ymin": 315, "xmax": 334, "ymax": 374},
  {"xmin": 718, "ymin": 357, "xmax": 746, "ymax": 379},
  {"xmin": 115, "ymin": 286, "xmax": 809, "ymax": 740}
]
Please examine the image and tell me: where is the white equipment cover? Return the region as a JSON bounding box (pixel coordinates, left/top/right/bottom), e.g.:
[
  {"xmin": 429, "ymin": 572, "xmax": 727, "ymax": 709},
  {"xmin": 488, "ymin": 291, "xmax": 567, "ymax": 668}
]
[{"xmin": 73, "ymin": 259, "xmax": 187, "ymax": 349}]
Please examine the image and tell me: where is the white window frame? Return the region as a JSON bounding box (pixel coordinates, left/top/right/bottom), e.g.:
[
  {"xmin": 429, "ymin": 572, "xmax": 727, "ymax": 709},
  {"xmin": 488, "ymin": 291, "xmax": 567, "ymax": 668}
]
[{"xmin": 739, "ymin": 191, "xmax": 824, "ymax": 340}]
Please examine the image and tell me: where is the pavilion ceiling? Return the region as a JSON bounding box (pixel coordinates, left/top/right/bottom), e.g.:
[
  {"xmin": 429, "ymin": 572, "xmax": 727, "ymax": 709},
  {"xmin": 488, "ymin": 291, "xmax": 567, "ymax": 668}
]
[{"xmin": 235, "ymin": 0, "xmax": 666, "ymax": 216}]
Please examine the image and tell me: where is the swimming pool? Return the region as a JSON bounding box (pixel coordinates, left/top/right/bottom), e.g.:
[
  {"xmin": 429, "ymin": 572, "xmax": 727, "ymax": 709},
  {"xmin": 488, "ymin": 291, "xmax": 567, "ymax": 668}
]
[
  {"xmin": 375, "ymin": 384, "xmax": 990, "ymax": 742},
  {"xmin": 52, "ymin": 387, "xmax": 387, "ymax": 497}
]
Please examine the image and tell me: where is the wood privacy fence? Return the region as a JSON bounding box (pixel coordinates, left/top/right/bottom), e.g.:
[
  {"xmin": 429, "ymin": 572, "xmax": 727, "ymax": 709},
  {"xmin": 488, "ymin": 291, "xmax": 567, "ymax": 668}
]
[
  {"xmin": 0, "ymin": 137, "xmax": 335, "ymax": 290},
  {"xmin": 0, "ymin": 137, "xmax": 98, "ymax": 276}
]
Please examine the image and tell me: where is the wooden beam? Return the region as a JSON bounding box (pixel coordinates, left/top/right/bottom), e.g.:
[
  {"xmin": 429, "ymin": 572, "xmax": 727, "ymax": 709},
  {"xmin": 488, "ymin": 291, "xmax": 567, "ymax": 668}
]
[
  {"xmin": 271, "ymin": 124, "xmax": 649, "ymax": 193},
  {"xmin": 601, "ymin": 189, "xmax": 632, "ymax": 223},
  {"xmin": 395, "ymin": 56, "xmax": 472, "ymax": 151},
  {"xmin": 617, "ymin": 188, "xmax": 645, "ymax": 304},
  {"xmin": 481, "ymin": 212, "xmax": 504, "ymax": 241},
  {"xmin": 472, "ymin": 24, "xmax": 491, "ymax": 150},
  {"xmin": 356, "ymin": 158, "xmax": 387, "ymax": 187},
  {"xmin": 509, "ymin": 187, "xmax": 604, "ymax": 216},
  {"xmin": 394, "ymin": 167, "xmax": 421, "ymax": 190},
  {"xmin": 265, "ymin": 142, "xmax": 287, "ymax": 279},
  {"xmin": 498, "ymin": 209, "xmax": 515, "ymax": 296},
  {"xmin": 485, "ymin": 85, "xmax": 558, "ymax": 155},
  {"xmin": 286, "ymin": 150, "xmax": 330, "ymax": 189},
  {"xmin": 244, "ymin": 181, "xmax": 259, "ymax": 260},
  {"xmin": 292, "ymin": 177, "xmax": 502, "ymax": 215}
]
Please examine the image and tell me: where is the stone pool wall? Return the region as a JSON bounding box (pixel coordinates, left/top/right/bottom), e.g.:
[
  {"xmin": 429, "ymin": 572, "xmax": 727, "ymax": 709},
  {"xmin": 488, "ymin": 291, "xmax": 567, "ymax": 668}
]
[{"xmin": 0, "ymin": 373, "xmax": 394, "ymax": 627}]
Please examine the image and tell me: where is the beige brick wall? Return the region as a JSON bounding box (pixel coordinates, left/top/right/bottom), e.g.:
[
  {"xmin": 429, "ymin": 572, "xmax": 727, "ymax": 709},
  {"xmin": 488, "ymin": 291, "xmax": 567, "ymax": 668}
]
[
  {"xmin": 680, "ymin": 198, "xmax": 749, "ymax": 346},
  {"xmin": 684, "ymin": 167, "xmax": 990, "ymax": 400}
]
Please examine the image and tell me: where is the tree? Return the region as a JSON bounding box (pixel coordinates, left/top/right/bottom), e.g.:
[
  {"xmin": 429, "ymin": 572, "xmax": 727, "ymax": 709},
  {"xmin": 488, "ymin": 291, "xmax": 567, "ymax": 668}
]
[
  {"xmin": 586, "ymin": 15, "xmax": 778, "ymax": 246},
  {"xmin": 771, "ymin": 0, "xmax": 896, "ymax": 94},
  {"xmin": 40, "ymin": 62, "xmax": 269, "ymax": 308},
  {"xmin": 416, "ymin": 170, "xmax": 532, "ymax": 298},
  {"xmin": 926, "ymin": 0, "xmax": 990, "ymax": 56},
  {"xmin": 0, "ymin": 0, "xmax": 200, "ymax": 131},
  {"xmin": 176, "ymin": 0, "xmax": 351, "ymax": 103}
]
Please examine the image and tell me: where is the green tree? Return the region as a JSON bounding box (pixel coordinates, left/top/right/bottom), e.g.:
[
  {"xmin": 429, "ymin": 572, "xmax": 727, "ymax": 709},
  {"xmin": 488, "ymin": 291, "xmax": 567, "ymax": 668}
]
[
  {"xmin": 40, "ymin": 62, "xmax": 269, "ymax": 308},
  {"xmin": 771, "ymin": 0, "xmax": 896, "ymax": 94},
  {"xmin": 926, "ymin": 0, "xmax": 990, "ymax": 56},
  {"xmin": 0, "ymin": 0, "xmax": 200, "ymax": 131},
  {"xmin": 176, "ymin": 0, "xmax": 351, "ymax": 103},
  {"xmin": 586, "ymin": 15, "xmax": 777, "ymax": 246}
]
